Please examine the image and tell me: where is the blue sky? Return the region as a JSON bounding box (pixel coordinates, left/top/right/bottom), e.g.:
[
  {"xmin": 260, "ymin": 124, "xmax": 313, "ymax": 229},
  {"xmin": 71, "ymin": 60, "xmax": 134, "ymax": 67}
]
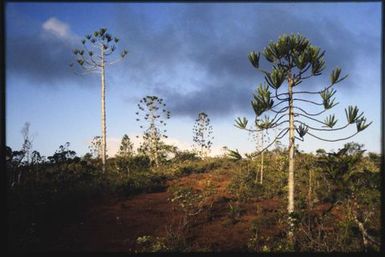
[{"xmin": 5, "ymin": 2, "xmax": 382, "ymax": 157}]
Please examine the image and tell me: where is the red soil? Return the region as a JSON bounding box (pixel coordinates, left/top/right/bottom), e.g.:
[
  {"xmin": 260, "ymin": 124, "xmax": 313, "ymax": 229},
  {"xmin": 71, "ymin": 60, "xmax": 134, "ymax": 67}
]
[{"xmin": 16, "ymin": 171, "xmax": 338, "ymax": 252}]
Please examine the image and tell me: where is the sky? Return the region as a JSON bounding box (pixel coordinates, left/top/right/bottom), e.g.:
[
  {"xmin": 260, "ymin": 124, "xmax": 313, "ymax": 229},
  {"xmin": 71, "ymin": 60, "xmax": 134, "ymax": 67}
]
[{"xmin": 5, "ymin": 2, "xmax": 382, "ymax": 158}]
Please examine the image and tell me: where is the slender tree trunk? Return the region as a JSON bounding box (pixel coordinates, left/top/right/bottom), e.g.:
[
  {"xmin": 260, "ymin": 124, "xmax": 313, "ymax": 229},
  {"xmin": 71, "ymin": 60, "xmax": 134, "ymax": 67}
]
[
  {"xmin": 254, "ymin": 155, "xmax": 259, "ymax": 184},
  {"xmin": 101, "ymin": 47, "xmax": 107, "ymax": 173},
  {"xmin": 154, "ymin": 136, "xmax": 159, "ymax": 168},
  {"xmin": 149, "ymin": 106, "xmax": 159, "ymax": 168},
  {"xmin": 260, "ymin": 151, "xmax": 264, "ymax": 184},
  {"xmin": 308, "ymin": 169, "xmax": 313, "ymax": 209},
  {"xmin": 288, "ymin": 78, "xmax": 295, "ymax": 244},
  {"xmin": 260, "ymin": 132, "xmax": 264, "ymax": 184}
]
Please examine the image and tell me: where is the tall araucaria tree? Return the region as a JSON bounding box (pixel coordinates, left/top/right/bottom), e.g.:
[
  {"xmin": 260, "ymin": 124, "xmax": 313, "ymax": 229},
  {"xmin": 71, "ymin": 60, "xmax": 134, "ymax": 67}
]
[
  {"xmin": 70, "ymin": 28, "xmax": 128, "ymax": 173},
  {"xmin": 236, "ymin": 34, "xmax": 371, "ymax": 243},
  {"xmin": 193, "ymin": 112, "xmax": 214, "ymax": 158},
  {"xmin": 136, "ymin": 96, "xmax": 170, "ymax": 168}
]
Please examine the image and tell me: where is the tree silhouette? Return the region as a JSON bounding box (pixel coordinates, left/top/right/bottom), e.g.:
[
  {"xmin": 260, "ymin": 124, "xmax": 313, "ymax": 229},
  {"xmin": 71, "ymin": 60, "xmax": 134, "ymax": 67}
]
[
  {"xmin": 117, "ymin": 134, "xmax": 134, "ymax": 158},
  {"xmin": 193, "ymin": 112, "xmax": 214, "ymax": 158},
  {"xmin": 236, "ymin": 33, "xmax": 371, "ymax": 243},
  {"xmin": 136, "ymin": 96, "xmax": 170, "ymax": 167},
  {"xmin": 70, "ymin": 28, "xmax": 128, "ymax": 173},
  {"xmin": 88, "ymin": 136, "xmax": 102, "ymax": 159}
]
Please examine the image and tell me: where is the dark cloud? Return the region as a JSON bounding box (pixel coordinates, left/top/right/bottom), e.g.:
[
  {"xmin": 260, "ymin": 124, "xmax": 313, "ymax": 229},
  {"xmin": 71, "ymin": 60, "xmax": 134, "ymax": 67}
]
[
  {"xmin": 6, "ymin": 4, "xmax": 379, "ymax": 116},
  {"xmin": 112, "ymin": 4, "xmax": 378, "ymax": 118},
  {"xmin": 6, "ymin": 11, "xmax": 99, "ymax": 87}
]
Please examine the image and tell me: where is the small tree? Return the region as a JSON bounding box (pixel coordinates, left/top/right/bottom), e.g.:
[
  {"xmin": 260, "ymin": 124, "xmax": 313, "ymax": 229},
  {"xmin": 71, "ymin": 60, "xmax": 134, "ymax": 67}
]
[
  {"xmin": 136, "ymin": 96, "xmax": 170, "ymax": 167},
  {"xmin": 237, "ymin": 34, "xmax": 371, "ymax": 243},
  {"xmin": 47, "ymin": 142, "xmax": 76, "ymax": 164},
  {"xmin": 192, "ymin": 112, "xmax": 214, "ymax": 158},
  {"xmin": 88, "ymin": 136, "xmax": 102, "ymax": 159},
  {"xmin": 115, "ymin": 134, "xmax": 134, "ymax": 173},
  {"xmin": 235, "ymin": 103, "xmax": 277, "ymax": 184},
  {"xmin": 21, "ymin": 122, "xmax": 33, "ymax": 165},
  {"xmin": 71, "ymin": 28, "xmax": 128, "ymax": 173},
  {"xmin": 117, "ymin": 134, "xmax": 134, "ymax": 158}
]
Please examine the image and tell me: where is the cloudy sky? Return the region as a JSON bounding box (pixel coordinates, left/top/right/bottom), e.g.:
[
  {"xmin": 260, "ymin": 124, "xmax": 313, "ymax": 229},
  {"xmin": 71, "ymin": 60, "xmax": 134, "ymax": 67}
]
[{"xmin": 6, "ymin": 2, "xmax": 381, "ymax": 157}]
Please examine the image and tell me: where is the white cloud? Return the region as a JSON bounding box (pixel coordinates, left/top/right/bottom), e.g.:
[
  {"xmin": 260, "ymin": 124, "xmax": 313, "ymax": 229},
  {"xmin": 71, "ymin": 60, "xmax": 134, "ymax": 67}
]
[{"xmin": 42, "ymin": 17, "xmax": 74, "ymax": 40}]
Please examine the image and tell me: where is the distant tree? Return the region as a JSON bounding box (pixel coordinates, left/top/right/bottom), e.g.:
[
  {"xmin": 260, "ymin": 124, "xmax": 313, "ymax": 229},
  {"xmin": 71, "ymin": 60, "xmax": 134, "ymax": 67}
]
[
  {"xmin": 115, "ymin": 134, "xmax": 134, "ymax": 173},
  {"xmin": 48, "ymin": 142, "xmax": 76, "ymax": 164},
  {"xmin": 193, "ymin": 112, "xmax": 214, "ymax": 158},
  {"xmin": 88, "ymin": 136, "xmax": 102, "ymax": 159},
  {"xmin": 31, "ymin": 150, "xmax": 42, "ymax": 165},
  {"xmin": 315, "ymin": 148, "xmax": 327, "ymax": 157},
  {"xmin": 117, "ymin": 134, "xmax": 134, "ymax": 158},
  {"xmin": 5, "ymin": 146, "xmax": 12, "ymax": 162},
  {"xmin": 136, "ymin": 96, "xmax": 170, "ymax": 167},
  {"xmin": 21, "ymin": 122, "xmax": 33, "ymax": 165},
  {"xmin": 70, "ymin": 28, "xmax": 128, "ymax": 173},
  {"xmin": 235, "ymin": 100, "xmax": 276, "ymax": 184},
  {"xmin": 227, "ymin": 149, "xmax": 243, "ymax": 161},
  {"xmin": 237, "ymin": 34, "xmax": 371, "ymax": 243}
]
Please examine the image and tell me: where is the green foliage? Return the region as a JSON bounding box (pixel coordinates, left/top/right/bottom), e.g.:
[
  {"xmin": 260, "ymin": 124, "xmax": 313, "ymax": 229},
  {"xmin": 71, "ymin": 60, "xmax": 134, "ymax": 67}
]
[
  {"xmin": 7, "ymin": 136, "xmax": 380, "ymax": 252},
  {"xmin": 253, "ymin": 84, "xmax": 274, "ymax": 111},
  {"xmin": 266, "ymin": 67, "xmax": 286, "ymax": 89},
  {"xmin": 172, "ymin": 150, "xmax": 199, "ymax": 162},
  {"xmin": 295, "ymin": 124, "xmax": 308, "ymax": 139},
  {"xmin": 114, "ymin": 155, "xmax": 151, "ymax": 173},
  {"xmin": 148, "ymin": 158, "xmax": 227, "ymax": 180},
  {"xmin": 117, "ymin": 134, "xmax": 134, "ymax": 158},
  {"xmin": 136, "ymin": 235, "xmax": 168, "ymax": 252},
  {"xmin": 248, "ymin": 209, "xmax": 290, "ymax": 252},
  {"xmin": 136, "ymin": 96, "xmax": 171, "ymax": 167},
  {"xmin": 320, "ymin": 88, "xmax": 338, "ymax": 110},
  {"xmin": 169, "ymin": 182, "xmax": 216, "ymax": 225},
  {"xmin": 227, "ymin": 149, "xmax": 243, "ymax": 161},
  {"xmin": 356, "ymin": 118, "xmax": 372, "ymax": 132},
  {"xmin": 234, "ymin": 117, "xmax": 248, "ymax": 129},
  {"xmin": 345, "ymin": 105, "xmax": 363, "ymax": 124},
  {"xmin": 193, "ymin": 112, "xmax": 214, "ymax": 158},
  {"xmin": 88, "ymin": 136, "xmax": 102, "ymax": 159},
  {"xmin": 323, "ymin": 114, "xmax": 338, "ymax": 128},
  {"xmin": 248, "ymin": 51, "xmax": 260, "ymax": 69},
  {"xmin": 227, "ymin": 200, "xmax": 242, "ymax": 223},
  {"xmin": 227, "ymin": 167, "xmax": 263, "ymax": 202},
  {"xmin": 71, "ymin": 28, "xmax": 127, "ymax": 69}
]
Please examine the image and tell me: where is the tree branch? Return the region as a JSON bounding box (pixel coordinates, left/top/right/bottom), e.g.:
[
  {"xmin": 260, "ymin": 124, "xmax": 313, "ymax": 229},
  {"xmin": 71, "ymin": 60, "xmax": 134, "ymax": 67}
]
[
  {"xmin": 272, "ymin": 99, "xmax": 288, "ymax": 109},
  {"xmin": 250, "ymin": 128, "xmax": 290, "ymax": 157},
  {"xmin": 293, "ymin": 106, "xmax": 328, "ymax": 117},
  {"xmin": 307, "ymin": 131, "xmax": 359, "ymax": 142},
  {"xmin": 295, "ymin": 113, "xmax": 327, "ymax": 126},
  {"xmin": 294, "ymin": 120, "xmax": 350, "ymax": 132},
  {"xmin": 293, "ymin": 98, "xmax": 323, "ymax": 106}
]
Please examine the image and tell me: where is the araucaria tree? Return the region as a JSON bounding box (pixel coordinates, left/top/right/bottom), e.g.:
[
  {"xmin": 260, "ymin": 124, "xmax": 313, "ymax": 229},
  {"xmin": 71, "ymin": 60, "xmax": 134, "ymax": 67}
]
[
  {"xmin": 236, "ymin": 34, "xmax": 371, "ymax": 242},
  {"xmin": 193, "ymin": 112, "xmax": 214, "ymax": 158},
  {"xmin": 136, "ymin": 96, "xmax": 170, "ymax": 167},
  {"xmin": 71, "ymin": 28, "xmax": 128, "ymax": 173}
]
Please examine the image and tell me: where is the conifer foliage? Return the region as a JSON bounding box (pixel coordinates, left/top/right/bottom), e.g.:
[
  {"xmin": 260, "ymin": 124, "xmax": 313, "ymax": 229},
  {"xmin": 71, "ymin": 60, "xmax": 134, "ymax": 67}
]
[
  {"xmin": 71, "ymin": 28, "xmax": 128, "ymax": 173},
  {"xmin": 193, "ymin": 112, "xmax": 214, "ymax": 158},
  {"xmin": 238, "ymin": 33, "xmax": 371, "ymax": 243},
  {"xmin": 136, "ymin": 96, "xmax": 171, "ymax": 167}
]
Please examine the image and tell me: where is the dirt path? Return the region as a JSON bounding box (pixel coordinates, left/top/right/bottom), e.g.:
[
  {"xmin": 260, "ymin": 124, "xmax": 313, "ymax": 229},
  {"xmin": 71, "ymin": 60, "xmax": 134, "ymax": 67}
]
[
  {"xmin": 41, "ymin": 191, "xmax": 182, "ymax": 251},
  {"xmin": 25, "ymin": 171, "xmax": 286, "ymax": 252}
]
